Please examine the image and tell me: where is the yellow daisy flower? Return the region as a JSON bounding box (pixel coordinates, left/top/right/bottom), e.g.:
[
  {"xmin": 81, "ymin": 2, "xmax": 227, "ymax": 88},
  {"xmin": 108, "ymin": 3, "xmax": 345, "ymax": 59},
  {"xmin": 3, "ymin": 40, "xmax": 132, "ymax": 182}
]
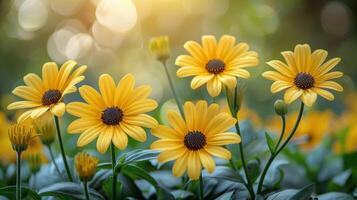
[
  {"xmin": 262, "ymin": 44, "xmax": 343, "ymax": 106},
  {"xmin": 7, "ymin": 60, "xmax": 87, "ymax": 122},
  {"xmin": 176, "ymin": 35, "xmax": 259, "ymax": 97},
  {"xmin": 151, "ymin": 100, "xmax": 241, "ymax": 180},
  {"xmin": 67, "ymin": 74, "xmax": 158, "ymax": 153}
]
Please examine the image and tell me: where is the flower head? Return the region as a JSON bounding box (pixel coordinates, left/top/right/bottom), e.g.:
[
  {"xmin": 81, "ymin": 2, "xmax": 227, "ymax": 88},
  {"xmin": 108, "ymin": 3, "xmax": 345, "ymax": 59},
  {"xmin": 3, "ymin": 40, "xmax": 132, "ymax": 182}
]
[
  {"xmin": 34, "ymin": 113, "xmax": 56, "ymax": 146},
  {"xmin": 176, "ymin": 35, "xmax": 259, "ymax": 97},
  {"xmin": 67, "ymin": 73, "xmax": 158, "ymax": 153},
  {"xmin": 149, "ymin": 36, "xmax": 170, "ymax": 62},
  {"xmin": 8, "ymin": 123, "xmax": 34, "ymax": 152},
  {"xmin": 262, "ymin": 44, "xmax": 343, "ymax": 106},
  {"xmin": 26, "ymin": 154, "xmax": 42, "ymax": 174},
  {"xmin": 151, "ymin": 100, "xmax": 241, "ymax": 180},
  {"xmin": 7, "ymin": 60, "xmax": 87, "ymax": 122},
  {"xmin": 75, "ymin": 152, "xmax": 98, "ymax": 182}
]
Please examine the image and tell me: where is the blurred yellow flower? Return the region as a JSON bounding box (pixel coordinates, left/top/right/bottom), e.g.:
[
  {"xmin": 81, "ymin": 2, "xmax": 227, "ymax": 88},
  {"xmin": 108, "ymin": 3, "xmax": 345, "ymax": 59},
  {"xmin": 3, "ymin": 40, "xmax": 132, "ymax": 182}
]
[
  {"xmin": 75, "ymin": 152, "xmax": 98, "ymax": 182},
  {"xmin": 151, "ymin": 101, "xmax": 241, "ymax": 180},
  {"xmin": 267, "ymin": 110, "xmax": 333, "ymax": 150},
  {"xmin": 26, "ymin": 154, "xmax": 42, "ymax": 174},
  {"xmin": 67, "ymin": 74, "xmax": 158, "ymax": 153},
  {"xmin": 149, "ymin": 36, "xmax": 170, "ymax": 62},
  {"xmin": 33, "ymin": 112, "xmax": 56, "ymax": 146},
  {"xmin": 176, "ymin": 35, "xmax": 259, "ymax": 97},
  {"xmin": 7, "ymin": 60, "xmax": 87, "ymax": 122},
  {"xmin": 263, "ymin": 44, "xmax": 343, "ymax": 106},
  {"xmin": 8, "ymin": 123, "xmax": 34, "ymax": 152}
]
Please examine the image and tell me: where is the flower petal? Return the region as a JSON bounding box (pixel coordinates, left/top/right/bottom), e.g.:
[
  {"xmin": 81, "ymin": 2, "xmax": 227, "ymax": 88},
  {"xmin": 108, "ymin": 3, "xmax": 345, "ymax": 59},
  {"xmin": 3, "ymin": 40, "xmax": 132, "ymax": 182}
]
[
  {"xmin": 201, "ymin": 35, "xmax": 217, "ymax": 58},
  {"xmin": 205, "ymin": 113, "xmax": 236, "ymax": 136},
  {"xmin": 112, "ymin": 126, "xmax": 128, "ymax": 150},
  {"xmin": 50, "ymin": 102, "xmax": 66, "ymax": 117},
  {"xmin": 199, "ymin": 150, "xmax": 215, "ymax": 173},
  {"xmin": 300, "ymin": 91, "xmax": 317, "ymax": 107},
  {"xmin": 187, "ymin": 152, "xmax": 201, "ymax": 180},
  {"xmin": 184, "ymin": 41, "xmax": 207, "ymax": 62},
  {"xmin": 172, "ymin": 152, "xmax": 188, "ymax": 177},
  {"xmin": 207, "ymin": 132, "xmax": 241, "ymax": 145},
  {"xmin": 207, "ymin": 76, "xmax": 222, "ymax": 97},
  {"xmin": 271, "ymin": 81, "xmax": 292, "ymax": 93},
  {"xmin": 79, "ymin": 85, "xmax": 106, "ymax": 110},
  {"xmin": 77, "ymin": 124, "xmax": 105, "ymax": 147},
  {"xmin": 204, "ymin": 145, "xmax": 231, "ymax": 160},
  {"xmin": 123, "ymin": 114, "xmax": 158, "ymax": 128},
  {"xmin": 167, "ymin": 111, "xmax": 187, "ymax": 135},
  {"xmin": 120, "ymin": 123, "xmax": 147, "ymax": 142},
  {"xmin": 157, "ymin": 146, "xmax": 187, "ymax": 163},
  {"xmin": 284, "ymin": 87, "xmax": 303, "ymax": 104},
  {"xmin": 96, "ymin": 127, "xmax": 113, "ymax": 153},
  {"xmin": 42, "ymin": 62, "xmax": 58, "ymax": 89},
  {"xmin": 190, "ymin": 75, "xmax": 214, "ymax": 89},
  {"xmin": 151, "ymin": 125, "xmax": 183, "ymax": 139},
  {"xmin": 99, "ymin": 74, "xmax": 116, "ymax": 106}
]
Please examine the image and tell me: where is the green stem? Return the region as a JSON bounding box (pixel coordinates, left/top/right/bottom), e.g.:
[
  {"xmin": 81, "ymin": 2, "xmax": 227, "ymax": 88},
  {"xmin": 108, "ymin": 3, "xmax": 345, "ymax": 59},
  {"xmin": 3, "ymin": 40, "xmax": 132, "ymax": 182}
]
[
  {"xmin": 199, "ymin": 174, "xmax": 204, "ymax": 200},
  {"xmin": 16, "ymin": 151, "xmax": 22, "ymax": 200},
  {"xmin": 162, "ymin": 61, "xmax": 185, "ymax": 117},
  {"xmin": 235, "ymin": 123, "xmax": 255, "ymax": 200},
  {"xmin": 257, "ymin": 102, "xmax": 304, "ymax": 194},
  {"xmin": 111, "ymin": 143, "xmax": 117, "ymax": 200},
  {"xmin": 275, "ymin": 116, "xmax": 286, "ymax": 152},
  {"xmin": 54, "ymin": 116, "xmax": 73, "ymax": 182},
  {"xmin": 83, "ymin": 181, "xmax": 90, "ymax": 200},
  {"xmin": 47, "ymin": 144, "xmax": 64, "ymax": 179}
]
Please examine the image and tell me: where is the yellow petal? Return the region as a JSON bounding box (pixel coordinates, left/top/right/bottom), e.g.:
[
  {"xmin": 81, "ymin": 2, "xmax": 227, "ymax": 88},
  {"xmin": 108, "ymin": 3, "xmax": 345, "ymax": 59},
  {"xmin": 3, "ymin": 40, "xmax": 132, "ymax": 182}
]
[
  {"xmin": 30, "ymin": 107, "xmax": 49, "ymax": 119},
  {"xmin": 207, "ymin": 76, "xmax": 222, "ymax": 97},
  {"xmin": 79, "ymin": 85, "xmax": 106, "ymax": 110},
  {"xmin": 66, "ymin": 102, "xmax": 100, "ymax": 118},
  {"xmin": 227, "ymin": 56, "xmax": 259, "ymax": 69},
  {"xmin": 319, "ymin": 71, "xmax": 343, "ymax": 81},
  {"xmin": 124, "ymin": 99, "xmax": 158, "ymax": 116},
  {"xmin": 315, "ymin": 81, "xmax": 343, "ymax": 92},
  {"xmin": 42, "ymin": 62, "xmax": 58, "ymax": 89},
  {"xmin": 112, "ymin": 126, "xmax": 128, "ymax": 150},
  {"xmin": 13, "ymin": 86, "xmax": 42, "ymax": 102},
  {"xmin": 316, "ymin": 57, "xmax": 341, "ymax": 75},
  {"xmin": 205, "ymin": 113, "xmax": 236, "ymax": 136},
  {"xmin": 96, "ymin": 128, "xmax": 113, "ymax": 153},
  {"xmin": 201, "ymin": 35, "xmax": 217, "ymax": 58},
  {"xmin": 271, "ymin": 81, "xmax": 292, "ymax": 93},
  {"xmin": 114, "ymin": 73, "xmax": 135, "ymax": 107},
  {"xmin": 157, "ymin": 147, "xmax": 187, "ymax": 163},
  {"xmin": 195, "ymin": 100, "xmax": 208, "ymax": 131},
  {"xmin": 77, "ymin": 124, "xmax": 105, "ymax": 147},
  {"xmin": 167, "ymin": 111, "xmax": 187, "ymax": 134},
  {"xmin": 184, "ymin": 41, "xmax": 207, "ymax": 62},
  {"xmin": 310, "ymin": 49, "xmax": 328, "ymax": 72},
  {"xmin": 150, "ymin": 139, "xmax": 183, "ymax": 150},
  {"xmin": 24, "ymin": 73, "xmax": 44, "ymax": 93},
  {"xmin": 284, "ymin": 87, "xmax": 303, "ymax": 104},
  {"xmin": 183, "ymin": 101, "xmax": 196, "ymax": 131},
  {"xmin": 217, "ymin": 74, "xmax": 237, "ymax": 89},
  {"xmin": 190, "ymin": 75, "xmax": 214, "ymax": 89},
  {"xmin": 120, "ymin": 123, "xmax": 147, "ymax": 142},
  {"xmin": 175, "ymin": 55, "xmax": 201, "ymax": 67},
  {"xmin": 281, "ymin": 51, "xmax": 297, "ymax": 73},
  {"xmin": 124, "ymin": 85, "xmax": 152, "ymax": 108},
  {"xmin": 57, "ymin": 60, "xmax": 77, "ymax": 91},
  {"xmin": 266, "ymin": 60, "xmax": 294, "ymax": 77},
  {"xmin": 199, "ymin": 150, "xmax": 215, "ymax": 173},
  {"xmin": 99, "ymin": 74, "xmax": 116, "ymax": 106},
  {"xmin": 204, "ymin": 145, "xmax": 231, "ymax": 160},
  {"xmin": 207, "ymin": 132, "xmax": 241, "ymax": 145},
  {"xmin": 176, "ymin": 66, "xmax": 206, "ymax": 77},
  {"xmin": 17, "ymin": 110, "xmax": 33, "ymax": 123},
  {"xmin": 300, "ymin": 91, "xmax": 317, "ymax": 107},
  {"xmin": 50, "ymin": 102, "xmax": 66, "ymax": 117},
  {"xmin": 223, "ymin": 68, "xmax": 250, "ymax": 79},
  {"xmin": 172, "ymin": 152, "xmax": 188, "ymax": 177},
  {"xmin": 262, "ymin": 71, "xmax": 292, "ymax": 82},
  {"xmin": 68, "ymin": 118, "xmax": 100, "ymax": 133},
  {"xmin": 151, "ymin": 125, "xmax": 183, "ymax": 139},
  {"xmin": 7, "ymin": 101, "xmax": 41, "ymax": 110},
  {"xmin": 123, "ymin": 114, "xmax": 158, "ymax": 128},
  {"xmin": 217, "ymin": 35, "xmax": 236, "ymax": 60},
  {"xmin": 187, "ymin": 152, "xmax": 201, "ymax": 180},
  {"xmin": 312, "ymin": 88, "xmax": 334, "ymax": 101},
  {"xmin": 224, "ymin": 42, "xmax": 249, "ymax": 62}
]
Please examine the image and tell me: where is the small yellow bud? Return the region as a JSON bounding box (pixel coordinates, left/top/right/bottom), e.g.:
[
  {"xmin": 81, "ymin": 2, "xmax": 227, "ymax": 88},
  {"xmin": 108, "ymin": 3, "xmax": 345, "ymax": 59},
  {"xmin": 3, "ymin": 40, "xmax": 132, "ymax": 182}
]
[
  {"xmin": 27, "ymin": 154, "xmax": 41, "ymax": 174},
  {"xmin": 34, "ymin": 113, "xmax": 56, "ymax": 146},
  {"xmin": 8, "ymin": 123, "xmax": 33, "ymax": 152},
  {"xmin": 149, "ymin": 36, "xmax": 170, "ymax": 63},
  {"xmin": 226, "ymin": 82, "xmax": 245, "ymax": 114},
  {"xmin": 274, "ymin": 99, "xmax": 288, "ymax": 116},
  {"xmin": 75, "ymin": 152, "xmax": 98, "ymax": 182}
]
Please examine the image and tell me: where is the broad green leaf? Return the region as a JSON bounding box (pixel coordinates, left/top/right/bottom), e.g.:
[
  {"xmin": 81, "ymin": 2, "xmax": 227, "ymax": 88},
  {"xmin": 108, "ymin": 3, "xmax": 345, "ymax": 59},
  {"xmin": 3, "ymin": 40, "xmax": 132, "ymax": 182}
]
[
  {"xmin": 0, "ymin": 186, "xmax": 41, "ymax": 200},
  {"xmin": 318, "ymin": 192, "xmax": 354, "ymax": 200},
  {"xmin": 124, "ymin": 149, "xmax": 160, "ymax": 164},
  {"xmin": 331, "ymin": 169, "xmax": 352, "ymax": 187},
  {"xmin": 122, "ymin": 164, "xmax": 158, "ymax": 188},
  {"xmin": 38, "ymin": 182, "xmax": 105, "ymax": 200},
  {"xmin": 103, "ymin": 176, "xmax": 123, "ymax": 200},
  {"xmin": 265, "ymin": 132, "xmax": 275, "ymax": 154},
  {"xmin": 216, "ymin": 191, "xmax": 234, "ymax": 200},
  {"xmin": 247, "ymin": 159, "xmax": 260, "ymax": 183},
  {"xmin": 343, "ymin": 152, "xmax": 357, "ymax": 169},
  {"xmin": 171, "ymin": 190, "xmax": 194, "ymax": 199},
  {"xmin": 266, "ymin": 189, "xmax": 298, "ymax": 200},
  {"xmin": 290, "ymin": 183, "xmax": 314, "ymax": 200},
  {"xmin": 204, "ymin": 166, "xmax": 245, "ymax": 183},
  {"xmin": 264, "ymin": 160, "xmax": 288, "ymax": 188},
  {"xmin": 96, "ymin": 162, "xmax": 112, "ymax": 170}
]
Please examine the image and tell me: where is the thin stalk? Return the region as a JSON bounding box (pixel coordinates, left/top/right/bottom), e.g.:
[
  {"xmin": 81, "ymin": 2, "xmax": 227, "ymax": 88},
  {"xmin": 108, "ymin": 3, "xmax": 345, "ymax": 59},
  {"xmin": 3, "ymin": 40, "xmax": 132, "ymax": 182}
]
[
  {"xmin": 162, "ymin": 61, "xmax": 185, "ymax": 117},
  {"xmin": 111, "ymin": 143, "xmax": 117, "ymax": 200},
  {"xmin": 83, "ymin": 181, "xmax": 90, "ymax": 200},
  {"xmin": 199, "ymin": 174, "xmax": 204, "ymax": 200},
  {"xmin": 257, "ymin": 102, "xmax": 304, "ymax": 194},
  {"xmin": 16, "ymin": 151, "xmax": 22, "ymax": 200},
  {"xmin": 47, "ymin": 144, "xmax": 63, "ymax": 179},
  {"xmin": 54, "ymin": 116, "xmax": 73, "ymax": 181},
  {"xmin": 275, "ymin": 116, "xmax": 286, "ymax": 152}
]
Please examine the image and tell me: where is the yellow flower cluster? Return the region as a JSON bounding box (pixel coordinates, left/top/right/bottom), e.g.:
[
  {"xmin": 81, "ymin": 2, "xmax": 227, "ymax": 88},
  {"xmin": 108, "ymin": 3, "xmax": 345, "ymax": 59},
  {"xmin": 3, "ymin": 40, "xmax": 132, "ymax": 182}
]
[
  {"xmin": 75, "ymin": 152, "xmax": 99, "ymax": 182},
  {"xmin": 8, "ymin": 123, "xmax": 33, "ymax": 152}
]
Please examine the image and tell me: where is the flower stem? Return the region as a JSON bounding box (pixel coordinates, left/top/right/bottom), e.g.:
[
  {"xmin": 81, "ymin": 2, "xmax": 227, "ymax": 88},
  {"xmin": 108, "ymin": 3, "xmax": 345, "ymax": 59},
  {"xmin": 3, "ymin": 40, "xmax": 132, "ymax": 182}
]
[
  {"xmin": 83, "ymin": 181, "xmax": 90, "ymax": 200},
  {"xmin": 257, "ymin": 102, "xmax": 304, "ymax": 194},
  {"xmin": 54, "ymin": 116, "xmax": 73, "ymax": 182},
  {"xmin": 274, "ymin": 116, "xmax": 286, "ymax": 152},
  {"xmin": 111, "ymin": 143, "xmax": 117, "ymax": 200},
  {"xmin": 16, "ymin": 151, "xmax": 22, "ymax": 200},
  {"xmin": 46, "ymin": 144, "xmax": 64, "ymax": 179},
  {"xmin": 162, "ymin": 61, "xmax": 185, "ymax": 117},
  {"xmin": 199, "ymin": 174, "xmax": 204, "ymax": 200},
  {"xmin": 235, "ymin": 123, "xmax": 255, "ymax": 200}
]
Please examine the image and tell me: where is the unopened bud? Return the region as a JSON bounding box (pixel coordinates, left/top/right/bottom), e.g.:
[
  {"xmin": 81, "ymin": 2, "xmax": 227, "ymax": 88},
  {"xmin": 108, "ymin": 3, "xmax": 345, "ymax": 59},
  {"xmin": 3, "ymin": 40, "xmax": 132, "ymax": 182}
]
[
  {"xmin": 274, "ymin": 99, "xmax": 288, "ymax": 116},
  {"xmin": 149, "ymin": 36, "xmax": 170, "ymax": 63}
]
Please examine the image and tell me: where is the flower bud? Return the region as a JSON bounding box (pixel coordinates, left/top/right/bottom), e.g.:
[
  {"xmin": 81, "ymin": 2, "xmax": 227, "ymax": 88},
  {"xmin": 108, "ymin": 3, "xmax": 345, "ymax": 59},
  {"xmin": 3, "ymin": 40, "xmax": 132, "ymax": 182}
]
[
  {"xmin": 226, "ymin": 82, "xmax": 244, "ymax": 114},
  {"xmin": 149, "ymin": 36, "xmax": 170, "ymax": 63},
  {"xmin": 274, "ymin": 99, "xmax": 288, "ymax": 116},
  {"xmin": 8, "ymin": 123, "xmax": 34, "ymax": 152},
  {"xmin": 34, "ymin": 113, "xmax": 56, "ymax": 146},
  {"xmin": 75, "ymin": 152, "xmax": 98, "ymax": 182}
]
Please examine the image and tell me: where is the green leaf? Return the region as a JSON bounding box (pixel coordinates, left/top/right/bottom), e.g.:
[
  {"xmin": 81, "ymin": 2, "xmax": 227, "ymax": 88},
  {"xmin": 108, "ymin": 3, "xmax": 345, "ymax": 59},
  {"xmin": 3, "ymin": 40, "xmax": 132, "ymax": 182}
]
[
  {"xmin": 318, "ymin": 192, "xmax": 354, "ymax": 200},
  {"xmin": 247, "ymin": 159, "xmax": 260, "ymax": 183},
  {"xmin": 96, "ymin": 162, "xmax": 112, "ymax": 170},
  {"xmin": 124, "ymin": 149, "xmax": 160, "ymax": 164},
  {"xmin": 38, "ymin": 182, "xmax": 105, "ymax": 200},
  {"xmin": 265, "ymin": 132, "xmax": 275, "ymax": 154},
  {"xmin": 290, "ymin": 183, "xmax": 314, "ymax": 200},
  {"xmin": 0, "ymin": 186, "xmax": 41, "ymax": 200},
  {"xmin": 103, "ymin": 176, "xmax": 123, "ymax": 200},
  {"xmin": 343, "ymin": 152, "xmax": 357, "ymax": 169},
  {"xmin": 267, "ymin": 189, "xmax": 298, "ymax": 200},
  {"xmin": 122, "ymin": 164, "xmax": 158, "ymax": 188},
  {"xmin": 204, "ymin": 166, "xmax": 245, "ymax": 183}
]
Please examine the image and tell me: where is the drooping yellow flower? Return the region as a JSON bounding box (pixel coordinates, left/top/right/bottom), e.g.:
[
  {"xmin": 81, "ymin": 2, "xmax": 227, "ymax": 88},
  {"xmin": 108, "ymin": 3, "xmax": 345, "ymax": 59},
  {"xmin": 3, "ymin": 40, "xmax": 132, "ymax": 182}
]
[
  {"xmin": 8, "ymin": 123, "xmax": 34, "ymax": 152},
  {"xmin": 267, "ymin": 110, "xmax": 333, "ymax": 150},
  {"xmin": 33, "ymin": 112, "xmax": 56, "ymax": 146},
  {"xmin": 262, "ymin": 44, "xmax": 343, "ymax": 106},
  {"xmin": 149, "ymin": 36, "xmax": 170, "ymax": 62},
  {"xmin": 7, "ymin": 60, "xmax": 87, "ymax": 122},
  {"xmin": 151, "ymin": 101, "xmax": 241, "ymax": 180},
  {"xmin": 67, "ymin": 74, "xmax": 158, "ymax": 153},
  {"xmin": 176, "ymin": 35, "xmax": 259, "ymax": 97},
  {"xmin": 75, "ymin": 152, "xmax": 98, "ymax": 182}
]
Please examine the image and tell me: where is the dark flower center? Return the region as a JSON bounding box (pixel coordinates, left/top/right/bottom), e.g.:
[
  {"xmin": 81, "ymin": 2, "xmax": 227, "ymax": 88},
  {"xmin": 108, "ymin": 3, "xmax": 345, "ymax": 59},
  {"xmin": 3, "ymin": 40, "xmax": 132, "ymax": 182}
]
[
  {"xmin": 101, "ymin": 107, "xmax": 123, "ymax": 126},
  {"xmin": 184, "ymin": 131, "xmax": 206, "ymax": 151},
  {"xmin": 206, "ymin": 59, "xmax": 225, "ymax": 74},
  {"xmin": 294, "ymin": 73, "xmax": 315, "ymax": 90},
  {"xmin": 42, "ymin": 90, "xmax": 62, "ymax": 106}
]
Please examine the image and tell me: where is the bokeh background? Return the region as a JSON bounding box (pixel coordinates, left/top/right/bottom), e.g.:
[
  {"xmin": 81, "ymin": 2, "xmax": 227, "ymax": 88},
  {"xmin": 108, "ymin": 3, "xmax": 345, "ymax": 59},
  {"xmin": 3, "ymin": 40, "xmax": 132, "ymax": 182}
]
[{"xmin": 0, "ymin": 0, "xmax": 357, "ymax": 193}]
